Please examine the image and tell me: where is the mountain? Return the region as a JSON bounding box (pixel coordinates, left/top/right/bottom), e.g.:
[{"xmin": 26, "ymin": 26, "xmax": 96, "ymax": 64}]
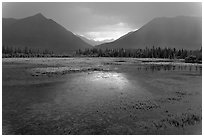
[
  {"xmin": 76, "ymin": 35, "xmax": 114, "ymax": 46},
  {"xmin": 115, "ymin": 31, "xmax": 135, "ymax": 41},
  {"xmin": 97, "ymin": 16, "xmax": 202, "ymax": 50},
  {"xmin": 3, "ymin": 13, "xmax": 92, "ymax": 53}
]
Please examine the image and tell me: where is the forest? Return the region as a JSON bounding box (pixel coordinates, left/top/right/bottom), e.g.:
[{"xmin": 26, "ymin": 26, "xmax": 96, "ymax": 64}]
[
  {"xmin": 2, "ymin": 45, "xmax": 202, "ymax": 63},
  {"xmin": 2, "ymin": 46, "xmax": 70, "ymax": 58},
  {"xmin": 76, "ymin": 47, "xmax": 202, "ymax": 63}
]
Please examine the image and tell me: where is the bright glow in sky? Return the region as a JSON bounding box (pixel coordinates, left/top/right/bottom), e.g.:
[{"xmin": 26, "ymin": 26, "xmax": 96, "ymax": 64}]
[{"xmin": 84, "ymin": 22, "xmax": 134, "ymax": 41}]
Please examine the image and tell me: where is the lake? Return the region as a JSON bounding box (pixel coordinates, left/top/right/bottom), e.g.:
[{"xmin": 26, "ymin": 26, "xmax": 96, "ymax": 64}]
[{"xmin": 2, "ymin": 58, "xmax": 202, "ymax": 135}]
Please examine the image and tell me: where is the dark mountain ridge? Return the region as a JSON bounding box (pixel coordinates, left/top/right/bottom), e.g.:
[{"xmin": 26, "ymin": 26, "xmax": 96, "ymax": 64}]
[
  {"xmin": 3, "ymin": 13, "xmax": 92, "ymax": 53},
  {"xmin": 97, "ymin": 16, "xmax": 202, "ymax": 50}
]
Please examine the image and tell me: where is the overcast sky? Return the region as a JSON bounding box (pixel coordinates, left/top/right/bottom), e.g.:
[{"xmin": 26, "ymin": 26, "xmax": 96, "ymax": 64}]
[{"xmin": 2, "ymin": 2, "xmax": 202, "ymax": 41}]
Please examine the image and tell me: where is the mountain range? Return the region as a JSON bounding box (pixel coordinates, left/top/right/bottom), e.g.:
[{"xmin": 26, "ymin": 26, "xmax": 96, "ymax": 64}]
[
  {"xmin": 97, "ymin": 16, "xmax": 202, "ymax": 50},
  {"xmin": 76, "ymin": 35, "xmax": 114, "ymax": 46},
  {"xmin": 2, "ymin": 14, "xmax": 202, "ymax": 53},
  {"xmin": 2, "ymin": 13, "xmax": 92, "ymax": 53}
]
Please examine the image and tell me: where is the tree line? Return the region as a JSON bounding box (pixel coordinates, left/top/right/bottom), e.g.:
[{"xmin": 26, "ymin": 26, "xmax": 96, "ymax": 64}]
[
  {"xmin": 76, "ymin": 47, "xmax": 202, "ymax": 63},
  {"xmin": 2, "ymin": 45, "xmax": 202, "ymax": 63},
  {"xmin": 2, "ymin": 46, "xmax": 70, "ymax": 58}
]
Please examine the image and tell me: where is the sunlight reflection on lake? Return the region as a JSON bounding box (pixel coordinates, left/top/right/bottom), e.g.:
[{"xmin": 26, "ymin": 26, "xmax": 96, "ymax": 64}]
[
  {"xmin": 87, "ymin": 72, "xmax": 129, "ymax": 90},
  {"xmin": 58, "ymin": 71, "xmax": 151, "ymax": 105}
]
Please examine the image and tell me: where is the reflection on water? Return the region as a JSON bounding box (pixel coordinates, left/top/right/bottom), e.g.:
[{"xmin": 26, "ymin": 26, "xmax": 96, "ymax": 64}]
[
  {"xmin": 62, "ymin": 71, "xmax": 152, "ymax": 100},
  {"xmin": 88, "ymin": 72, "xmax": 129, "ymax": 90},
  {"xmin": 136, "ymin": 64, "xmax": 202, "ymax": 74},
  {"xmin": 57, "ymin": 64, "xmax": 202, "ymax": 106},
  {"xmin": 57, "ymin": 71, "xmax": 139, "ymax": 105}
]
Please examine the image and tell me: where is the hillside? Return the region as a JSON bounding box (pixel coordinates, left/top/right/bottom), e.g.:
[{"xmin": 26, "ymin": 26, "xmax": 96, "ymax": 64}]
[
  {"xmin": 97, "ymin": 16, "xmax": 202, "ymax": 50},
  {"xmin": 3, "ymin": 13, "xmax": 92, "ymax": 53}
]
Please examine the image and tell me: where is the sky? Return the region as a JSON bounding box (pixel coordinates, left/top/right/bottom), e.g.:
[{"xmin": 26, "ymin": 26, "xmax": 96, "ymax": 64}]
[{"xmin": 2, "ymin": 2, "xmax": 202, "ymax": 41}]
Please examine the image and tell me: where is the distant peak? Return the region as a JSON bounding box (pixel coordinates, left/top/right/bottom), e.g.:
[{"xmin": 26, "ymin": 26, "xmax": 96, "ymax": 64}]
[{"xmin": 32, "ymin": 13, "xmax": 47, "ymax": 19}]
